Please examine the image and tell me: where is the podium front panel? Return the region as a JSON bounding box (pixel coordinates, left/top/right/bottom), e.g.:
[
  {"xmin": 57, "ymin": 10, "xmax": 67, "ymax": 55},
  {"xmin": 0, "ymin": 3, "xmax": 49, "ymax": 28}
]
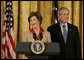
[{"xmin": 15, "ymin": 42, "xmax": 60, "ymax": 55}]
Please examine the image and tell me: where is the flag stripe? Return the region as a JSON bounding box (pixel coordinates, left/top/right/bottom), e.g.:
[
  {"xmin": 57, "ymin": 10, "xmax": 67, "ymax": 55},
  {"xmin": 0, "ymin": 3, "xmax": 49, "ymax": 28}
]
[
  {"xmin": 10, "ymin": 27, "xmax": 14, "ymax": 41},
  {"xmin": 8, "ymin": 34, "xmax": 15, "ymax": 51},
  {"xmin": 5, "ymin": 56, "xmax": 7, "ymax": 59},
  {"xmin": 6, "ymin": 32, "xmax": 16, "ymax": 59},
  {"xmin": 3, "ymin": 20, "xmax": 6, "ymax": 26},
  {"xmin": 5, "ymin": 40, "xmax": 8, "ymax": 59},
  {"xmin": 3, "ymin": 31, "xmax": 6, "ymax": 37},
  {"xmin": 2, "ymin": 44, "xmax": 5, "ymax": 52},
  {"xmin": 5, "ymin": 48, "xmax": 8, "ymax": 59},
  {"xmin": 5, "ymin": 40, "xmax": 13, "ymax": 59}
]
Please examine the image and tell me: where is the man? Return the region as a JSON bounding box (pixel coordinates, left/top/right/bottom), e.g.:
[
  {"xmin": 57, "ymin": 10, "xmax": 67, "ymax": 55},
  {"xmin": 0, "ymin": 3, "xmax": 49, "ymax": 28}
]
[{"xmin": 47, "ymin": 7, "xmax": 81, "ymax": 59}]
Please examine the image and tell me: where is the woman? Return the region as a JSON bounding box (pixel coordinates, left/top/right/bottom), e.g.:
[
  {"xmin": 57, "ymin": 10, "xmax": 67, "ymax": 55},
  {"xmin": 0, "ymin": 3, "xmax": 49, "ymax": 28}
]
[{"xmin": 22, "ymin": 12, "xmax": 51, "ymax": 59}]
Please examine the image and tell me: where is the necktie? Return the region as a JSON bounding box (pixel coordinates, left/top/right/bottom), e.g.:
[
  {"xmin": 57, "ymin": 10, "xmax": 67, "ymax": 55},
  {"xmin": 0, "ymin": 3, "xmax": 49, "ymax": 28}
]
[{"xmin": 63, "ymin": 25, "xmax": 67, "ymax": 43}]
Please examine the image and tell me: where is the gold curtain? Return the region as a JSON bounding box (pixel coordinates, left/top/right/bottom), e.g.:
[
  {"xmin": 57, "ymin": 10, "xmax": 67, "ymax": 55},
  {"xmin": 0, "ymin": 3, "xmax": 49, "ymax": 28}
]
[
  {"xmin": 1, "ymin": 1, "xmax": 4, "ymax": 58},
  {"xmin": 1, "ymin": 1, "xmax": 83, "ymax": 59}
]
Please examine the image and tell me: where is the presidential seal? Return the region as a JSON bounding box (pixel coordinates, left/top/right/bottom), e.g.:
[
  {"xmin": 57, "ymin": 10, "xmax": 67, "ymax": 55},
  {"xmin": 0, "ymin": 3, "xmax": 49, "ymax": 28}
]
[{"xmin": 31, "ymin": 40, "xmax": 45, "ymax": 54}]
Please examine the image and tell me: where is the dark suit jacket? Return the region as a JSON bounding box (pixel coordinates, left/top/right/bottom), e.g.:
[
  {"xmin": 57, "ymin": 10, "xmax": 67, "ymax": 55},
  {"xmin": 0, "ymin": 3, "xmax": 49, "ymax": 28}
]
[{"xmin": 47, "ymin": 22, "xmax": 81, "ymax": 59}]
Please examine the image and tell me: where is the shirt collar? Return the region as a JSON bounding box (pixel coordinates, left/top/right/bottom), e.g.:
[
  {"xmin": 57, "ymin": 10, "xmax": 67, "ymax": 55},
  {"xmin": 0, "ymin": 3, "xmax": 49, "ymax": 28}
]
[
  {"xmin": 30, "ymin": 27, "xmax": 44, "ymax": 39},
  {"xmin": 59, "ymin": 21, "xmax": 68, "ymax": 27},
  {"xmin": 30, "ymin": 27, "xmax": 44, "ymax": 34}
]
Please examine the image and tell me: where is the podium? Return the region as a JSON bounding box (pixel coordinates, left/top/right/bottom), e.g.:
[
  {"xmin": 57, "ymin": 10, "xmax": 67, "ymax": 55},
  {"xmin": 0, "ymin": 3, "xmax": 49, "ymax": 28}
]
[{"xmin": 15, "ymin": 42, "xmax": 60, "ymax": 59}]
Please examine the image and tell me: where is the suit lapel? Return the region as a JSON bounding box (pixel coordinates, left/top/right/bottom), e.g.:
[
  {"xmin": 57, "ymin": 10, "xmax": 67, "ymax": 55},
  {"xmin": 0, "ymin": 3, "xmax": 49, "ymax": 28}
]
[
  {"xmin": 29, "ymin": 31, "xmax": 35, "ymax": 42},
  {"xmin": 57, "ymin": 23, "xmax": 63, "ymax": 38},
  {"xmin": 56, "ymin": 23, "xmax": 65, "ymax": 43},
  {"xmin": 67, "ymin": 23, "xmax": 73, "ymax": 44}
]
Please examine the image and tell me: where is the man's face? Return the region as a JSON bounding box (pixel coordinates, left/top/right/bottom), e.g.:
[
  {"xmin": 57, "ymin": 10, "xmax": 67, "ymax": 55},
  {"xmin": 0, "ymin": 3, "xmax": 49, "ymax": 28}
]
[{"xmin": 58, "ymin": 9, "xmax": 69, "ymax": 24}]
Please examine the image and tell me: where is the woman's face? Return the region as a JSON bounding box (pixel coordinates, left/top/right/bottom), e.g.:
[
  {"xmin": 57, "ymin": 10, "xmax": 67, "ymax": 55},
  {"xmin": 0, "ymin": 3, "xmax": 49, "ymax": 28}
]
[{"xmin": 30, "ymin": 16, "xmax": 40, "ymax": 28}]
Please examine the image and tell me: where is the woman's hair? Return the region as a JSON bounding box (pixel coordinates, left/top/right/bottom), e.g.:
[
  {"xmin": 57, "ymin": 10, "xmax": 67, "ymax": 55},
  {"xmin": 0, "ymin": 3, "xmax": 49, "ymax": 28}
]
[{"xmin": 28, "ymin": 12, "xmax": 42, "ymax": 25}]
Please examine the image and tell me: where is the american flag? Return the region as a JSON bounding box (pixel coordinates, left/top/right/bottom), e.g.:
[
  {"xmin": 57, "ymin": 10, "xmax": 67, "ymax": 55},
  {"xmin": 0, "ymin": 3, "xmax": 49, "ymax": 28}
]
[
  {"xmin": 52, "ymin": 1, "xmax": 58, "ymax": 24},
  {"xmin": 2, "ymin": 1, "xmax": 16, "ymax": 59}
]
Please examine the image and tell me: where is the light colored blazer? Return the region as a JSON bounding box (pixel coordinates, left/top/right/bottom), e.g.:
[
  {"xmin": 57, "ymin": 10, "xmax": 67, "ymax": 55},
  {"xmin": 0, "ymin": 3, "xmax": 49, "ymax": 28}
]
[
  {"xmin": 21, "ymin": 31, "xmax": 51, "ymax": 59},
  {"xmin": 22, "ymin": 31, "xmax": 51, "ymax": 43}
]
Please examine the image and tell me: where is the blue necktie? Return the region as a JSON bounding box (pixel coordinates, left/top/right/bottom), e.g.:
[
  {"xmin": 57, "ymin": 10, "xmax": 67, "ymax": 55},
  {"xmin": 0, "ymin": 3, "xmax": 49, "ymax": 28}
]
[{"xmin": 63, "ymin": 25, "xmax": 67, "ymax": 43}]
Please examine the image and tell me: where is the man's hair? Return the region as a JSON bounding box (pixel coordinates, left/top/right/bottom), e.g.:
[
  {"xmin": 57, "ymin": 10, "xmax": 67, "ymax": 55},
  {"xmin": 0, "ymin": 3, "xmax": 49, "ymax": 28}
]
[{"xmin": 57, "ymin": 7, "xmax": 70, "ymax": 15}]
